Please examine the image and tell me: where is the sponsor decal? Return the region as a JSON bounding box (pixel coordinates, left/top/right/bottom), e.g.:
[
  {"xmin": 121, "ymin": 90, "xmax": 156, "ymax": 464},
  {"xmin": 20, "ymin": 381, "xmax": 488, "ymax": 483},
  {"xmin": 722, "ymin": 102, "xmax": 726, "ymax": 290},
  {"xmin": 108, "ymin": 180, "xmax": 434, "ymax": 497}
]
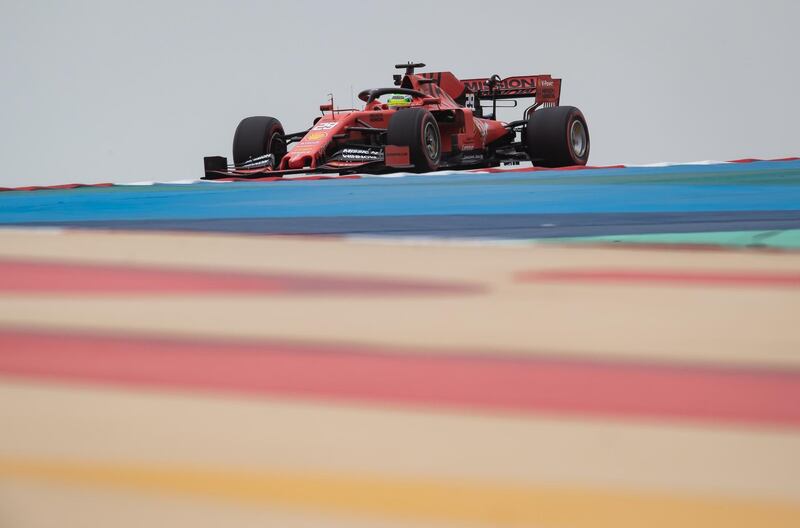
[
  {"xmin": 474, "ymin": 119, "xmax": 488, "ymax": 139},
  {"xmin": 460, "ymin": 152, "xmax": 484, "ymax": 163},
  {"xmin": 385, "ymin": 145, "xmax": 410, "ymax": 166},
  {"xmin": 240, "ymin": 153, "xmax": 275, "ymax": 169},
  {"xmin": 537, "ymin": 78, "xmax": 558, "ymax": 100},
  {"xmin": 306, "ymin": 131, "xmax": 327, "ymax": 141},
  {"xmin": 463, "ymin": 77, "xmax": 538, "ymax": 92},
  {"xmin": 332, "ymin": 146, "xmax": 384, "ymax": 162},
  {"xmin": 461, "ymin": 76, "xmax": 549, "ymax": 98}
]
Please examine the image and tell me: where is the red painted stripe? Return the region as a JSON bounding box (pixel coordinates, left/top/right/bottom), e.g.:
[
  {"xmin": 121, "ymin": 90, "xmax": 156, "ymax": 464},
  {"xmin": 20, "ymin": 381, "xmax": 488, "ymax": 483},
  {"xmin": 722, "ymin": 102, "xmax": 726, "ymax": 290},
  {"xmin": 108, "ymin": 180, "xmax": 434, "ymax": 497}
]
[
  {"xmin": 729, "ymin": 157, "xmax": 799, "ymax": 163},
  {"xmin": 1, "ymin": 328, "xmax": 798, "ymax": 427},
  {"xmin": 482, "ymin": 156, "xmax": 800, "ymax": 174},
  {"xmin": 220, "ymin": 176, "xmax": 281, "ymax": 182},
  {"xmin": 0, "ymin": 258, "xmax": 481, "ymax": 295},
  {"xmin": 219, "ymin": 175, "xmax": 362, "ymax": 183},
  {"xmin": 0, "ymin": 182, "xmax": 114, "ymax": 192},
  {"xmin": 516, "ymin": 269, "xmax": 800, "ymax": 288},
  {"xmin": 0, "ymin": 175, "xmax": 365, "ymax": 191},
  {"xmin": 289, "ymin": 175, "xmax": 362, "ymax": 181},
  {"xmin": 479, "ymin": 164, "xmax": 627, "ymax": 174}
]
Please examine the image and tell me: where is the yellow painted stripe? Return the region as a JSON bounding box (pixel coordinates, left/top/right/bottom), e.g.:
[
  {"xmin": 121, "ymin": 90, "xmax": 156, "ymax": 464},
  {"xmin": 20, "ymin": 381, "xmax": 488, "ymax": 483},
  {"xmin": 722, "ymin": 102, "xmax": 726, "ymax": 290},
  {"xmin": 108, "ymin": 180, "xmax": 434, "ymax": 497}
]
[{"xmin": 1, "ymin": 458, "xmax": 799, "ymax": 527}]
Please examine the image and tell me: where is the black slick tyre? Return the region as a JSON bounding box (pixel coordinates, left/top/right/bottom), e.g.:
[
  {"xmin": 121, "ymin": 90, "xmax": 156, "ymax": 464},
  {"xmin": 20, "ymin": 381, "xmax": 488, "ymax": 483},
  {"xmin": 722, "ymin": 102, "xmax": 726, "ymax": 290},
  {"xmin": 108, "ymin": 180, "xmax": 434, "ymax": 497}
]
[
  {"xmin": 232, "ymin": 116, "xmax": 286, "ymax": 168},
  {"xmin": 387, "ymin": 108, "xmax": 441, "ymax": 172},
  {"xmin": 526, "ymin": 106, "xmax": 589, "ymax": 167}
]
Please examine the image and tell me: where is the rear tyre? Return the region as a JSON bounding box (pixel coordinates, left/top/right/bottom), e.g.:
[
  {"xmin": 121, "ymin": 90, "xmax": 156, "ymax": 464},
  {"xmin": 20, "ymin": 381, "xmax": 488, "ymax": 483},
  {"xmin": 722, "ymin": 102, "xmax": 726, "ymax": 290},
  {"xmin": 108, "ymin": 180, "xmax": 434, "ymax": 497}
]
[
  {"xmin": 387, "ymin": 108, "xmax": 441, "ymax": 172},
  {"xmin": 232, "ymin": 116, "xmax": 287, "ymax": 168},
  {"xmin": 525, "ymin": 106, "xmax": 589, "ymax": 167}
]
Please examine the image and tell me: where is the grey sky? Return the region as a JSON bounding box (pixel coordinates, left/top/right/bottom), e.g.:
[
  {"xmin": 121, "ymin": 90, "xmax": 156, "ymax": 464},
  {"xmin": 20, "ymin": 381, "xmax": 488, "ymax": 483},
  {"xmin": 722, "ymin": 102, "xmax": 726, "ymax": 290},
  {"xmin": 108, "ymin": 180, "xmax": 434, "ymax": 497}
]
[{"xmin": 1, "ymin": 0, "xmax": 798, "ymax": 186}]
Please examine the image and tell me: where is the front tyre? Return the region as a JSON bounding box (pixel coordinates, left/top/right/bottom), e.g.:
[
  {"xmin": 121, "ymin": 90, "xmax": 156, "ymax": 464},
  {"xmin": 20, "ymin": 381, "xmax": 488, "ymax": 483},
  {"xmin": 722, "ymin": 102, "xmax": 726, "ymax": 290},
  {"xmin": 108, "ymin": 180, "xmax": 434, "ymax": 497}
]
[
  {"xmin": 387, "ymin": 108, "xmax": 441, "ymax": 172},
  {"xmin": 526, "ymin": 106, "xmax": 589, "ymax": 167},
  {"xmin": 232, "ymin": 116, "xmax": 287, "ymax": 168}
]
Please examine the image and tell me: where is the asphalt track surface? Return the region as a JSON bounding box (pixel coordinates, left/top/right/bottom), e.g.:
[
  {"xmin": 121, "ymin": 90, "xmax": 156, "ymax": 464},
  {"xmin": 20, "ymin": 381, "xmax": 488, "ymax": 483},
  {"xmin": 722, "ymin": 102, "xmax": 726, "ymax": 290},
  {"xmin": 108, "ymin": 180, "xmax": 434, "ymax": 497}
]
[
  {"xmin": 2, "ymin": 159, "xmax": 800, "ymax": 527},
  {"xmin": 2, "ymin": 159, "xmax": 800, "ymax": 243}
]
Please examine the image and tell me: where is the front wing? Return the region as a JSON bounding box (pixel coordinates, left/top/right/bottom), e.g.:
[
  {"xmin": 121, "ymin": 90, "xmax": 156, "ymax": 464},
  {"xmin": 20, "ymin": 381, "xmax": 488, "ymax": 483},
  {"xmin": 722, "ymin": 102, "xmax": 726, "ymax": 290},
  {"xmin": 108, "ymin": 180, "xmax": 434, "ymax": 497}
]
[{"xmin": 202, "ymin": 146, "xmax": 414, "ymax": 180}]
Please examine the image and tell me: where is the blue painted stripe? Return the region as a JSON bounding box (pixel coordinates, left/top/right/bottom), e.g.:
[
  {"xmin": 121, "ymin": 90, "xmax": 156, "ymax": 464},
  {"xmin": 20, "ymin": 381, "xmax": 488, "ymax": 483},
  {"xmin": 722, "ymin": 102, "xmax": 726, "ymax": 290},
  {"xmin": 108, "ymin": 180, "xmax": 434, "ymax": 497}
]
[
  {"xmin": 1, "ymin": 161, "xmax": 799, "ymax": 233},
  {"xmin": 15, "ymin": 211, "xmax": 800, "ymax": 239}
]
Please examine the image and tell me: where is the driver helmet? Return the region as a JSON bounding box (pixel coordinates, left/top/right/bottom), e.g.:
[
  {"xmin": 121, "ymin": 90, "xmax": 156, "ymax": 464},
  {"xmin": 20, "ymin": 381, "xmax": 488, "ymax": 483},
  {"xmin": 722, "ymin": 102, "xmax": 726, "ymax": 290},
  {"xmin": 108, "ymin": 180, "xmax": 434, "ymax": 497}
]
[{"xmin": 387, "ymin": 94, "xmax": 413, "ymax": 107}]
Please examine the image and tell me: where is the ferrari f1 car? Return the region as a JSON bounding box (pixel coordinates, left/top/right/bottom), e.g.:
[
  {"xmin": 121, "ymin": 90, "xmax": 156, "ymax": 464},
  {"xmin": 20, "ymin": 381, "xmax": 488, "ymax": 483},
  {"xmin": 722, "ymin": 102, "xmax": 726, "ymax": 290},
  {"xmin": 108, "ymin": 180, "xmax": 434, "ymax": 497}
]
[{"xmin": 203, "ymin": 62, "xmax": 589, "ymax": 179}]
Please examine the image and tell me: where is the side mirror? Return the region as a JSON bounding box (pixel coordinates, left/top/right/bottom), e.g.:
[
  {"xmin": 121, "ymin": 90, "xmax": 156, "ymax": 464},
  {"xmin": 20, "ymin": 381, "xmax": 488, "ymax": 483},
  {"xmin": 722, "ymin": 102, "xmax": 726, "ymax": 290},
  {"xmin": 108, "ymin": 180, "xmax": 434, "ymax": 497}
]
[
  {"xmin": 422, "ymin": 97, "xmax": 441, "ymax": 105},
  {"xmin": 319, "ymin": 103, "xmax": 333, "ymax": 112}
]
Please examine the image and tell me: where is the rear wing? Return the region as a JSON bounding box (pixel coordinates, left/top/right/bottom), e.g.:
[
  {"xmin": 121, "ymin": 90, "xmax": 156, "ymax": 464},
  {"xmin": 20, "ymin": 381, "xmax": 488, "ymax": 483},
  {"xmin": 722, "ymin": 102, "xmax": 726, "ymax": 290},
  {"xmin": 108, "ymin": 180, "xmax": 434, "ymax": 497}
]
[{"xmin": 460, "ymin": 75, "xmax": 562, "ymax": 107}]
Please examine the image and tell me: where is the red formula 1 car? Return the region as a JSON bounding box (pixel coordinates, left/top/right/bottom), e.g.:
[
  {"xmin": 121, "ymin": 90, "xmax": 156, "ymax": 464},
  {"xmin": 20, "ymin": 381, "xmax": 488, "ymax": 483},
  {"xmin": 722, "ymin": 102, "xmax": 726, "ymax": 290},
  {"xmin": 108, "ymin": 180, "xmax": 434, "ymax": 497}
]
[{"xmin": 203, "ymin": 62, "xmax": 589, "ymax": 179}]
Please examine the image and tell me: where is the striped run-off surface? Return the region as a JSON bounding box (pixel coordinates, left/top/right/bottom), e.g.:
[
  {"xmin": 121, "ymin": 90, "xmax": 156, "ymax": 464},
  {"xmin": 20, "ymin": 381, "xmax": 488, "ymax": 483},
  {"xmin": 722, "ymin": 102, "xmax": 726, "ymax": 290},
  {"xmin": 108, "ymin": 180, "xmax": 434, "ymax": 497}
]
[{"xmin": 1, "ymin": 160, "xmax": 800, "ymax": 527}]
